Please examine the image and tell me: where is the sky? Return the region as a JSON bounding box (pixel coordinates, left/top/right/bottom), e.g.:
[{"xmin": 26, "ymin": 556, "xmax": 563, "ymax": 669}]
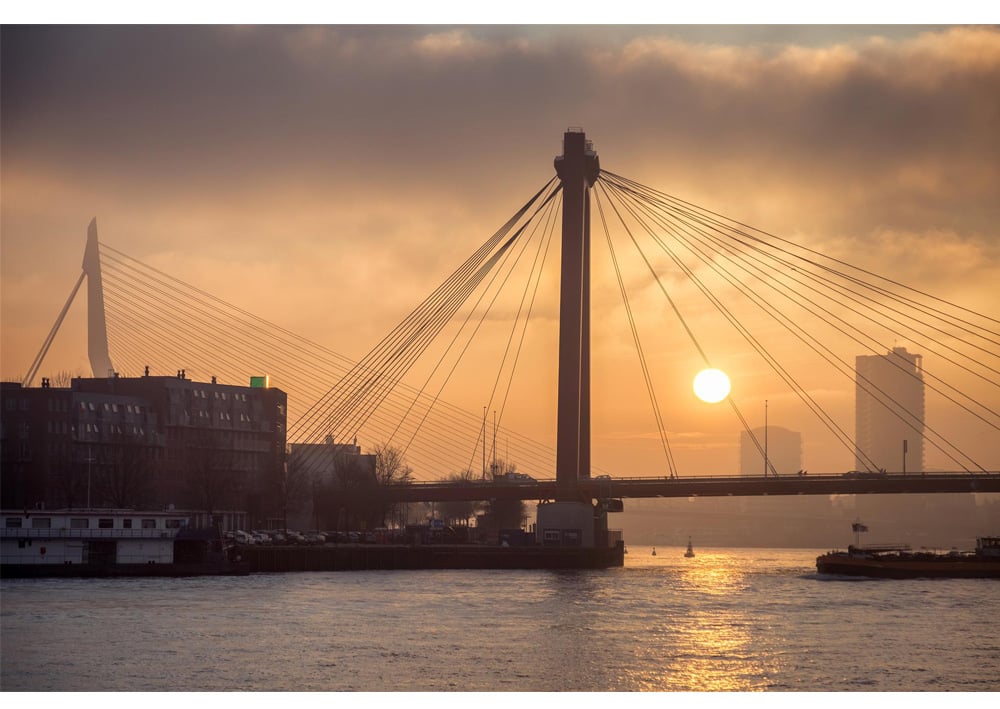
[{"xmin": 2, "ymin": 23, "xmax": 999, "ymax": 478}]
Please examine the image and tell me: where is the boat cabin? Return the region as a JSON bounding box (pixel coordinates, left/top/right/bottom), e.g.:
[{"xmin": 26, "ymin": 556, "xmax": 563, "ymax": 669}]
[{"xmin": 1, "ymin": 509, "xmax": 192, "ymax": 567}]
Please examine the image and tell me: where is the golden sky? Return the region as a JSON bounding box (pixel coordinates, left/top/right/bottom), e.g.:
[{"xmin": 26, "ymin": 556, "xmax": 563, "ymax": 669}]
[{"xmin": 2, "ymin": 25, "xmax": 998, "ymax": 477}]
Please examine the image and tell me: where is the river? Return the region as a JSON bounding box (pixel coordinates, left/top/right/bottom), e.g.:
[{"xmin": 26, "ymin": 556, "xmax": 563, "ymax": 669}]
[{"xmin": 2, "ymin": 547, "xmax": 998, "ymax": 692}]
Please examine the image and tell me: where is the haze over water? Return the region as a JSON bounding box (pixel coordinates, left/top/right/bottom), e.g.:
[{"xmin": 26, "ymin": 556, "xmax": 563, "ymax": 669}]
[{"xmin": 3, "ymin": 547, "xmax": 998, "ymax": 692}]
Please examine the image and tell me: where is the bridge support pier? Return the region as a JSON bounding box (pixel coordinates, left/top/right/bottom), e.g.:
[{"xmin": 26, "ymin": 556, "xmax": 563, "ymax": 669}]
[{"xmin": 536, "ymin": 501, "xmax": 595, "ymax": 548}]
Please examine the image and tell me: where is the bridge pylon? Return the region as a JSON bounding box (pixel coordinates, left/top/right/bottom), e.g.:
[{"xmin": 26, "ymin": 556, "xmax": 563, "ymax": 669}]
[
  {"xmin": 554, "ymin": 128, "xmax": 600, "ymax": 501},
  {"xmin": 536, "ymin": 129, "xmax": 607, "ymax": 550}
]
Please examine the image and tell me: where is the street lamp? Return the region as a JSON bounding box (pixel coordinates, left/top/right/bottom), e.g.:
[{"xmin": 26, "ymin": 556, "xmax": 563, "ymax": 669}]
[{"xmin": 84, "ymin": 446, "xmax": 96, "ymax": 509}]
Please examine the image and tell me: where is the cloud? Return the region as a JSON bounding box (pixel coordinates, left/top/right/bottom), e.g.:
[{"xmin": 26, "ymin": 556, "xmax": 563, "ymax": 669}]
[{"xmin": 3, "ymin": 25, "xmax": 998, "ymax": 472}]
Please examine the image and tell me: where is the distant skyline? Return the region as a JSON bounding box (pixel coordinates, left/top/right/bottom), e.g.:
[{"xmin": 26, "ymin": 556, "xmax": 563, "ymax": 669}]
[{"xmin": 2, "ymin": 25, "xmax": 998, "ymax": 477}]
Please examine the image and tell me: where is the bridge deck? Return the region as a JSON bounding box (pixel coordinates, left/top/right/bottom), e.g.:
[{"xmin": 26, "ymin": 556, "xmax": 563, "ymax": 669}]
[{"xmin": 385, "ymin": 472, "xmax": 1000, "ymax": 503}]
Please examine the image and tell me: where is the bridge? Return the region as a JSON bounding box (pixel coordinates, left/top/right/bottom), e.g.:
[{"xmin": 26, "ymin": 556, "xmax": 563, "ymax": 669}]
[
  {"xmin": 23, "ymin": 128, "xmax": 1000, "ymax": 532},
  {"xmin": 387, "ymin": 472, "xmax": 1000, "ymax": 503}
]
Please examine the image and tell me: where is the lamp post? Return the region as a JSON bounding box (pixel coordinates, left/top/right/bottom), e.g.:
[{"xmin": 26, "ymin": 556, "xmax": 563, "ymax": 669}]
[
  {"xmin": 763, "ymin": 400, "xmax": 769, "ymax": 477},
  {"xmin": 85, "ymin": 446, "xmax": 96, "ymax": 509}
]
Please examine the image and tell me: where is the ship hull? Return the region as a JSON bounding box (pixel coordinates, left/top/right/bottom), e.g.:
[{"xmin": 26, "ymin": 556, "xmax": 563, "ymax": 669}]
[
  {"xmin": 816, "ymin": 553, "xmax": 1000, "ymax": 579},
  {"xmin": 1, "ymin": 561, "xmax": 249, "ymax": 579}
]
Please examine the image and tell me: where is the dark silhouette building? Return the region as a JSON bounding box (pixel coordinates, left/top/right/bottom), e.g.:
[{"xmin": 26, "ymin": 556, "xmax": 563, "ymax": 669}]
[
  {"xmin": 739, "ymin": 425, "xmax": 802, "ymax": 477},
  {"xmin": 1, "ymin": 373, "xmax": 286, "ymax": 523},
  {"xmin": 855, "ymin": 347, "xmax": 925, "ymax": 473}
]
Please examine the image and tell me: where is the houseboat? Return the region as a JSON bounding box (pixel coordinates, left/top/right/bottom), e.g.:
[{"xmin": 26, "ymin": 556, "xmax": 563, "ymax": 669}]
[{"xmin": 1, "ymin": 509, "xmax": 245, "ymax": 577}]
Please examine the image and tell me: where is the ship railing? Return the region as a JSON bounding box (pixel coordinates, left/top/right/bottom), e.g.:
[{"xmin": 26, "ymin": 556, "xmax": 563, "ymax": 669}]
[
  {"xmin": 0, "ymin": 528, "xmax": 180, "ymax": 540},
  {"xmin": 854, "ymin": 543, "xmax": 912, "ymax": 553}
]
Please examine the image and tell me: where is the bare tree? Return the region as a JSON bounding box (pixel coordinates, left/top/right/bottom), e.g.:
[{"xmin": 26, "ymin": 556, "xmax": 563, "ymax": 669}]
[
  {"xmin": 481, "ymin": 457, "xmax": 528, "ymax": 533},
  {"xmin": 99, "ymin": 433, "xmax": 152, "ymax": 508},
  {"xmin": 50, "ymin": 369, "xmax": 85, "ymax": 388},
  {"xmin": 373, "ymin": 442, "xmax": 415, "ymax": 529},
  {"xmin": 185, "ymin": 429, "xmax": 238, "ymax": 523},
  {"xmin": 438, "ymin": 469, "xmax": 484, "ymax": 527},
  {"xmin": 278, "ymin": 453, "xmax": 312, "ymax": 531}
]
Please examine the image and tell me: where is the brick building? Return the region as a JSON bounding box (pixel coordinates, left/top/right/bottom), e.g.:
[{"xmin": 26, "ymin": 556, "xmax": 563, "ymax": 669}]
[{"xmin": 1, "ymin": 372, "xmax": 286, "ymax": 524}]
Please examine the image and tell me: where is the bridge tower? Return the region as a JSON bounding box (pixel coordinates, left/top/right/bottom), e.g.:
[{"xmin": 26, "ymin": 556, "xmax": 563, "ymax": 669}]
[
  {"xmin": 536, "ymin": 129, "xmax": 603, "ymax": 548},
  {"xmin": 554, "ymin": 128, "xmax": 600, "ymax": 499},
  {"xmin": 84, "ymin": 218, "xmax": 114, "ymax": 379},
  {"xmin": 22, "ymin": 218, "xmax": 114, "ymax": 386}
]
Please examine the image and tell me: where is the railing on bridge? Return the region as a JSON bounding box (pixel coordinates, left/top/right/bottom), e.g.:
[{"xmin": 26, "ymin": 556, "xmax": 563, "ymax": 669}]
[{"xmin": 384, "ymin": 471, "xmax": 1000, "ymax": 503}]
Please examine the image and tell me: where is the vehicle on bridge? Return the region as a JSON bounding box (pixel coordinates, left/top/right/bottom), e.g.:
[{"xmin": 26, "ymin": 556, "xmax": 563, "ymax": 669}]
[
  {"xmin": 841, "ymin": 470, "xmax": 888, "ymax": 479},
  {"xmin": 499, "ymin": 472, "xmax": 536, "ymax": 483}
]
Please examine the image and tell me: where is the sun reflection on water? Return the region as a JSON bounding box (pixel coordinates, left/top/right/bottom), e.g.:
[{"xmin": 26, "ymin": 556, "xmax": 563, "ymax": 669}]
[{"xmin": 619, "ymin": 547, "xmax": 780, "ymax": 690}]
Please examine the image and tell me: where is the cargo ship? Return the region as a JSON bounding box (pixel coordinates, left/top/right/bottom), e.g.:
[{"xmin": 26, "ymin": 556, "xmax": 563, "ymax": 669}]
[{"xmin": 816, "ymin": 522, "xmax": 1000, "ymax": 579}]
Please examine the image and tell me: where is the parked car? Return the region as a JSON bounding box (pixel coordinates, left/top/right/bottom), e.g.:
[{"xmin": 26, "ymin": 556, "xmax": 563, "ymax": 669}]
[{"xmin": 303, "ymin": 532, "xmax": 326, "ymax": 545}]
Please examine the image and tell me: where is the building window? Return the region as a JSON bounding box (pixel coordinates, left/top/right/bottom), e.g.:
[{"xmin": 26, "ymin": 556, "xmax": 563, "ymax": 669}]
[
  {"xmin": 123, "ymin": 519, "xmax": 133, "ymax": 529},
  {"xmin": 5, "ymin": 518, "xmax": 23, "ymax": 528},
  {"xmin": 165, "ymin": 519, "xmax": 183, "ymax": 529},
  {"xmin": 141, "ymin": 519, "xmax": 156, "ymax": 529},
  {"xmin": 31, "ymin": 518, "xmax": 51, "ymax": 529},
  {"xmin": 98, "ymin": 518, "xmax": 114, "ymax": 529},
  {"xmin": 71, "ymin": 518, "xmax": 89, "ymax": 529}
]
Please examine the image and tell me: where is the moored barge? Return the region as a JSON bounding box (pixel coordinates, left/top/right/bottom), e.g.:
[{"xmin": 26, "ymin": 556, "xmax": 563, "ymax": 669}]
[{"xmin": 816, "ymin": 535, "xmax": 1000, "ymax": 579}]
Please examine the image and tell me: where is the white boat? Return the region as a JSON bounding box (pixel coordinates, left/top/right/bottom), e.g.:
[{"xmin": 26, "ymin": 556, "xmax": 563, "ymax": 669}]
[{"xmin": 0, "ymin": 508, "xmax": 244, "ymax": 577}]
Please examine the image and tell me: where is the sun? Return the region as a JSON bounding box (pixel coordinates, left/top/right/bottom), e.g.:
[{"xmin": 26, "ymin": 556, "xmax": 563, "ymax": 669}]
[{"xmin": 693, "ymin": 368, "xmax": 731, "ymax": 403}]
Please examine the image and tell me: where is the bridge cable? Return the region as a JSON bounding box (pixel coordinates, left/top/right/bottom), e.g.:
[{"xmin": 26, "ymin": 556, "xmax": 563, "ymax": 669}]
[
  {"xmin": 594, "ymin": 185, "xmax": 679, "ymax": 478},
  {"xmin": 599, "ymin": 173, "xmax": 987, "ymax": 471}
]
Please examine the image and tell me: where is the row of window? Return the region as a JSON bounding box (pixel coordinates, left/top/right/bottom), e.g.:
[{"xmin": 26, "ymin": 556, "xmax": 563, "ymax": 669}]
[
  {"xmin": 80, "ymin": 423, "xmax": 147, "ymax": 436},
  {"xmin": 5, "ymin": 397, "xmax": 28, "ymax": 411},
  {"xmin": 47, "ymin": 399, "xmax": 71, "ymax": 413},
  {"xmin": 186, "ymin": 390, "xmax": 249, "ymax": 402},
  {"xmin": 79, "ymin": 402, "xmax": 145, "ymax": 415},
  {"xmin": 4, "ymin": 517, "xmax": 183, "ymax": 530}
]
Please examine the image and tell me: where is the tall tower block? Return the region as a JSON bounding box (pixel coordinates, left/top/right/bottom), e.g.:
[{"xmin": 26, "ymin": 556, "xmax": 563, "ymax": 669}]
[{"xmin": 855, "ymin": 347, "xmax": 925, "ymax": 472}]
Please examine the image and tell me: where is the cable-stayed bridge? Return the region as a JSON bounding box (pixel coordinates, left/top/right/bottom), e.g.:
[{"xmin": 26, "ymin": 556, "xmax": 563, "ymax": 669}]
[{"xmin": 25, "ymin": 129, "xmax": 1000, "ymax": 504}]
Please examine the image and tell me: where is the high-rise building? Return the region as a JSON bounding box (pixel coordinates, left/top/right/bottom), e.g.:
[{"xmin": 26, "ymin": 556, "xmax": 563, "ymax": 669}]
[
  {"xmin": 855, "ymin": 347, "xmax": 924, "ymax": 473},
  {"xmin": 739, "ymin": 426, "xmax": 802, "ymax": 476}
]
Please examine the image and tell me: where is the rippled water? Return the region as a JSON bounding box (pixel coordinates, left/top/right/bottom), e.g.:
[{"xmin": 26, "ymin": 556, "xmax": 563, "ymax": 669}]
[{"xmin": 2, "ymin": 547, "xmax": 998, "ymax": 691}]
